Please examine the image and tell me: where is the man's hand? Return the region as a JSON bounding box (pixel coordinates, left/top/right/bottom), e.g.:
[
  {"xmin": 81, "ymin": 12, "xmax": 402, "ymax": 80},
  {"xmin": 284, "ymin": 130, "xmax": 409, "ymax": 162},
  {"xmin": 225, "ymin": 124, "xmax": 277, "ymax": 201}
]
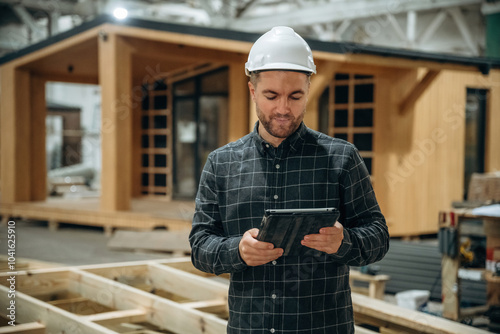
[
  {"xmin": 239, "ymin": 228, "xmax": 283, "ymax": 266},
  {"xmin": 301, "ymin": 221, "xmax": 344, "ymax": 254}
]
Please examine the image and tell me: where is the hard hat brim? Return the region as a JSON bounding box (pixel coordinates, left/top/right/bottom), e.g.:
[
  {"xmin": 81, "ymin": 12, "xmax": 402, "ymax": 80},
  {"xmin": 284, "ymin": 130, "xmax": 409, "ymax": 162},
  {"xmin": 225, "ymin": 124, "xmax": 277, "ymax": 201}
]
[{"xmin": 245, "ymin": 62, "xmax": 316, "ymax": 76}]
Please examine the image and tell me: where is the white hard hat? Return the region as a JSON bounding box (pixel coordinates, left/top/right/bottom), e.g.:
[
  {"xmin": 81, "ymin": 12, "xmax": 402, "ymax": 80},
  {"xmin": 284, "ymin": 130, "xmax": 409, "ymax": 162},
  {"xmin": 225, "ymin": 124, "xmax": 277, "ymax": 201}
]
[{"xmin": 245, "ymin": 26, "xmax": 316, "ymax": 76}]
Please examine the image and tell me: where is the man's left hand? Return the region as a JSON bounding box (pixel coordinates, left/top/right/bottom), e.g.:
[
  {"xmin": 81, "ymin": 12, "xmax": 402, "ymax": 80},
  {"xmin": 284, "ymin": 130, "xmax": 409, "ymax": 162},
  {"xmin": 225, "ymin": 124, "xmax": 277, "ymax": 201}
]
[{"xmin": 301, "ymin": 221, "xmax": 344, "ymax": 254}]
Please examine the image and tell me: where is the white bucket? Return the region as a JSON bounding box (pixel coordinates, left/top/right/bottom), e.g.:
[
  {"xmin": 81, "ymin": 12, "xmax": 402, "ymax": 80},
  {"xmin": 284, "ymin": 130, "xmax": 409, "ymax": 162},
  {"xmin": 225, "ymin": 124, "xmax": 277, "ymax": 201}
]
[{"xmin": 395, "ymin": 290, "xmax": 430, "ymax": 310}]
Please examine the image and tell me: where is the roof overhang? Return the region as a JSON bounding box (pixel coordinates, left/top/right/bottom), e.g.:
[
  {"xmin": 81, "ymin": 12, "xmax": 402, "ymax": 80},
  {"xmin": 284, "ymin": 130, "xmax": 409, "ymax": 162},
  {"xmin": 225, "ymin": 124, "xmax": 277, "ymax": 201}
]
[{"xmin": 0, "ymin": 14, "xmax": 498, "ymax": 76}]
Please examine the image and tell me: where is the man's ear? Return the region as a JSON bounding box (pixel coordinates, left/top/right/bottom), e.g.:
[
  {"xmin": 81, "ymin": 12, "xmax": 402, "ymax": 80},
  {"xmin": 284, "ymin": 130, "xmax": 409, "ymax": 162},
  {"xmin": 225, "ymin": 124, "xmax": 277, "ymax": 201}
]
[{"xmin": 248, "ymin": 81, "xmax": 256, "ymax": 102}]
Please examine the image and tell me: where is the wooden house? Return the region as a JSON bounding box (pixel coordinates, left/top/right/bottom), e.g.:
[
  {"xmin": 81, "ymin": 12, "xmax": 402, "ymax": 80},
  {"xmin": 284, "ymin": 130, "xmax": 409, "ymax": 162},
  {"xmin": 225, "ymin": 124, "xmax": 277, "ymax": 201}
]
[{"xmin": 1, "ymin": 15, "xmax": 499, "ymax": 237}]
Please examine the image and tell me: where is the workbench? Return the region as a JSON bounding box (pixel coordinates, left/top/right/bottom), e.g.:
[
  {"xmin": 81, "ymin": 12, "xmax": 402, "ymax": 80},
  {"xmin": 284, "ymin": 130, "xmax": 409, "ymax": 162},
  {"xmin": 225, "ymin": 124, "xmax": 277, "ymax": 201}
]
[{"xmin": 439, "ymin": 208, "xmax": 500, "ymax": 321}]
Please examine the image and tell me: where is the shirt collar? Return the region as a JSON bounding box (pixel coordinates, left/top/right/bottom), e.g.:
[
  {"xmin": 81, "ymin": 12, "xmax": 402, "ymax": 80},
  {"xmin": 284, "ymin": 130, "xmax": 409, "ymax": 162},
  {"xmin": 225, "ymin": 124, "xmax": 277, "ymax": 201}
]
[{"xmin": 252, "ymin": 121, "xmax": 307, "ymax": 155}]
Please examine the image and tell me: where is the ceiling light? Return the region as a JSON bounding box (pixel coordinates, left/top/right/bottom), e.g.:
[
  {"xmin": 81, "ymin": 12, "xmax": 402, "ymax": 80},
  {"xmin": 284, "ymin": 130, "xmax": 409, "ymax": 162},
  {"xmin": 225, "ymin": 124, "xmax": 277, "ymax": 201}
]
[{"xmin": 113, "ymin": 7, "xmax": 128, "ymax": 20}]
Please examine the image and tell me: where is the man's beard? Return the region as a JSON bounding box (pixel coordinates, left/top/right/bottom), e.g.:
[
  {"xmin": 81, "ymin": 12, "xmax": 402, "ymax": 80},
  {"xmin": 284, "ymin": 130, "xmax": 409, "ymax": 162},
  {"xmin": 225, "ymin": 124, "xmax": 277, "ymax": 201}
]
[{"xmin": 257, "ymin": 106, "xmax": 305, "ymax": 139}]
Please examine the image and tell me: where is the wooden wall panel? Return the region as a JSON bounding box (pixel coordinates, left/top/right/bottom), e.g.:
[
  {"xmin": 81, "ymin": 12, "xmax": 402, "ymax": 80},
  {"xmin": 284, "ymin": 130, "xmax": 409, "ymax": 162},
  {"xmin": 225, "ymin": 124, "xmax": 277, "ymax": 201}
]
[{"xmin": 376, "ymin": 69, "xmax": 500, "ymax": 236}]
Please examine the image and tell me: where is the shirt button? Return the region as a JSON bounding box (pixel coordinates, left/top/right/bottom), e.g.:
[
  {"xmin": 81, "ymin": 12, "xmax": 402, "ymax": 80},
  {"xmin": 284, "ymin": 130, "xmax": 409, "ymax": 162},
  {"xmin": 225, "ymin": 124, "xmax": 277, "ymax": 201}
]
[
  {"xmin": 270, "ymin": 329, "xmax": 275, "ymax": 333},
  {"xmin": 266, "ymin": 144, "xmax": 270, "ymax": 148},
  {"xmin": 271, "ymin": 294, "xmax": 277, "ymax": 299},
  {"xmin": 275, "ymin": 164, "xmax": 280, "ymax": 169},
  {"xmin": 272, "ymin": 260, "xmax": 277, "ymax": 265},
  {"xmin": 273, "ymin": 195, "xmax": 278, "ymax": 200}
]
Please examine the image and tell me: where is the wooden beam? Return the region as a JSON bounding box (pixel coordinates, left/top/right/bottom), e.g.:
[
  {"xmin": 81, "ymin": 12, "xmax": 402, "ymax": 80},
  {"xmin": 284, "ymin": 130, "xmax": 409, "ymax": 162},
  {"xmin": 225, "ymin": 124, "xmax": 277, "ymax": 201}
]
[
  {"xmin": 441, "ymin": 254, "xmax": 460, "ymax": 320},
  {"xmin": 99, "ymin": 33, "xmax": 133, "ymax": 211},
  {"xmin": 0, "ymin": 270, "xmax": 70, "ymax": 297},
  {"xmin": 398, "ymin": 70, "xmax": 440, "ymax": 115},
  {"xmin": 147, "ymin": 262, "xmax": 228, "ymax": 302},
  {"xmin": 0, "ymin": 66, "xmax": 31, "ymax": 203},
  {"xmin": 0, "ymin": 322, "xmax": 45, "ymax": 334},
  {"xmin": 352, "ymin": 292, "xmax": 488, "ymax": 334},
  {"xmin": 228, "ymin": 62, "xmax": 249, "ymax": 143},
  {"xmin": 125, "ymin": 37, "xmax": 246, "ymax": 64},
  {"xmin": 37, "ymin": 73, "xmax": 98, "ymax": 85},
  {"xmin": 83, "ymin": 308, "xmax": 148, "ymax": 326},
  {"xmin": 0, "ymin": 285, "xmax": 116, "ymax": 334}
]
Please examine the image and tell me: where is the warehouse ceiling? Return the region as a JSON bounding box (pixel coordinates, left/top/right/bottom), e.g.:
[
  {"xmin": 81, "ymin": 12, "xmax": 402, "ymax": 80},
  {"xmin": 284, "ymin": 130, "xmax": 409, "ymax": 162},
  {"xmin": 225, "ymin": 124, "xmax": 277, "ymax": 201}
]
[{"xmin": 0, "ymin": 0, "xmax": 499, "ymax": 58}]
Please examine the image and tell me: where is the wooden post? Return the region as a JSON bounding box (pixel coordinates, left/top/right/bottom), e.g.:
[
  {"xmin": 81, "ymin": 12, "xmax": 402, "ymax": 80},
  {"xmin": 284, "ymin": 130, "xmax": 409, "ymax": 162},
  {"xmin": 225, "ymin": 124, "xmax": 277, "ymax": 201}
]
[
  {"xmin": 98, "ymin": 32, "xmax": 133, "ymax": 211},
  {"xmin": 441, "ymin": 254, "xmax": 460, "ymax": 320},
  {"xmin": 228, "ymin": 63, "xmax": 249, "ymax": 143},
  {"xmin": 0, "ymin": 66, "xmax": 31, "ymax": 203}
]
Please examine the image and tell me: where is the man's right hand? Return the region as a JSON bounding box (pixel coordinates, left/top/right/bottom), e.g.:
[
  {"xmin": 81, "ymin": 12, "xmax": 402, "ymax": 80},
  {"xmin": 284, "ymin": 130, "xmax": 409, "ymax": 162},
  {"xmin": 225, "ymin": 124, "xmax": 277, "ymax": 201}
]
[{"xmin": 239, "ymin": 228, "xmax": 283, "ymax": 266}]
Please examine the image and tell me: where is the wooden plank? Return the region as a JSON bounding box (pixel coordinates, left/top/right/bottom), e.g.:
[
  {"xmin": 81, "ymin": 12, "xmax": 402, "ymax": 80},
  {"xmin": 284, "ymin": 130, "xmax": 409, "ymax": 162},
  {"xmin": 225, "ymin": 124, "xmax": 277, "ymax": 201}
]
[
  {"xmin": 107, "ymin": 230, "xmax": 191, "ymax": 253},
  {"xmin": 352, "ymin": 292, "xmax": 488, "ymax": 334},
  {"xmin": 37, "ymin": 73, "xmax": 98, "ymax": 85},
  {"xmin": 354, "ymin": 325, "xmax": 379, "ymax": 334},
  {"xmin": 0, "ymin": 269, "xmax": 70, "ymax": 297},
  {"xmin": 98, "ymin": 32, "xmax": 133, "ymax": 211},
  {"xmin": 147, "ymin": 263, "xmax": 227, "ymax": 302},
  {"xmin": 83, "ymin": 308, "xmax": 148, "ymax": 326},
  {"xmin": 68, "ymin": 269, "xmax": 227, "ymax": 334},
  {"xmin": 399, "ymin": 70, "xmax": 440, "ymax": 115},
  {"xmin": 125, "ymin": 37, "xmax": 246, "ymax": 64},
  {"xmin": 0, "ymin": 285, "xmax": 116, "ymax": 334},
  {"xmin": 0, "ymin": 322, "xmax": 45, "ymax": 334}
]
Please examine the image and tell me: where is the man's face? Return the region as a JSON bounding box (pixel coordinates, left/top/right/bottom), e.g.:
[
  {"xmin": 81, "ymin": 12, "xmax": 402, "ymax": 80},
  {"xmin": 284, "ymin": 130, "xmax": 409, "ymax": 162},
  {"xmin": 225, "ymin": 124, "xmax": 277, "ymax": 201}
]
[{"xmin": 248, "ymin": 71, "xmax": 310, "ymax": 146}]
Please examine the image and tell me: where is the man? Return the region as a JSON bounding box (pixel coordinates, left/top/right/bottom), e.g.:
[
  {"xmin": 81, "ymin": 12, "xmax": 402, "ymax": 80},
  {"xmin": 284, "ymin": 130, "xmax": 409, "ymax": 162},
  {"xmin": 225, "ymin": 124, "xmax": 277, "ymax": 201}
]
[{"xmin": 189, "ymin": 26, "xmax": 389, "ymax": 333}]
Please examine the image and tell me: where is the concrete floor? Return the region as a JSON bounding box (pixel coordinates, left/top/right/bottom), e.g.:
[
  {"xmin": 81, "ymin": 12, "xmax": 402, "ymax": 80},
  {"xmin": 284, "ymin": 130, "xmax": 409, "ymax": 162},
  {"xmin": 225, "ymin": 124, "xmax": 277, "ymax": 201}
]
[{"xmin": 0, "ymin": 219, "xmax": 178, "ymax": 267}]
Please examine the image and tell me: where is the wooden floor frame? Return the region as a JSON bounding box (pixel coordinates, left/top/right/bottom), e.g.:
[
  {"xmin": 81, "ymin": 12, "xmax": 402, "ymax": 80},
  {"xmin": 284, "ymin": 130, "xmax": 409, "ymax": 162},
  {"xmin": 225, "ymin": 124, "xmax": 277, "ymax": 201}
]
[{"xmin": 0, "ymin": 257, "xmax": 489, "ymax": 334}]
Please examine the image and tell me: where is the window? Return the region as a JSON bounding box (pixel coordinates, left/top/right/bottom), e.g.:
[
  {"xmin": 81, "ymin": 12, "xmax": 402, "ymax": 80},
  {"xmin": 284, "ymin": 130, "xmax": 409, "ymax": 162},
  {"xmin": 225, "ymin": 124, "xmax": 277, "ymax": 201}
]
[
  {"xmin": 319, "ymin": 73, "xmax": 375, "ymax": 175},
  {"xmin": 464, "ymin": 88, "xmax": 488, "ymax": 198},
  {"xmin": 173, "ymin": 68, "xmax": 229, "ymax": 199},
  {"xmin": 140, "ymin": 78, "xmax": 172, "ymax": 198}
]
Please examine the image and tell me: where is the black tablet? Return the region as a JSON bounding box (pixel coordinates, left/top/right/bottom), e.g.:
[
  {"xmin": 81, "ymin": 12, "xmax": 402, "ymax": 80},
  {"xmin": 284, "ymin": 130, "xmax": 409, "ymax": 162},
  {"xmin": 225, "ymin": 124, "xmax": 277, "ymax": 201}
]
[{"xmin": 256, "ymin": 207, "xmax": 340, "ymax": 256}]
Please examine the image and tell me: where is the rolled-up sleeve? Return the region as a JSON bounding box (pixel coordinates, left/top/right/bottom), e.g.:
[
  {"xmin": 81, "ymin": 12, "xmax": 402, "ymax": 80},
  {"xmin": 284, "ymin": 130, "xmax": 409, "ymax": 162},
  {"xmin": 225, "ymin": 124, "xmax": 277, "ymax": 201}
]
[
  {"xmin": 329, "ymin": 146, "xmax": 390, "ymax": 266},
  {"xmin": 189, "ymin": 153, "xmax": 247, "ymax": 275}
]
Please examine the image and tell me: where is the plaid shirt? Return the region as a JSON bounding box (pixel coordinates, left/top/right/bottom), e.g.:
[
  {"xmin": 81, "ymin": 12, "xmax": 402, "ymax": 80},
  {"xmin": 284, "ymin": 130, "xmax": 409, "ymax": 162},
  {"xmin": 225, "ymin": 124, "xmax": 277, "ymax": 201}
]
[{"xmin": 190, "ymin": 122, "xmax": 389, "ymax": 334}]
